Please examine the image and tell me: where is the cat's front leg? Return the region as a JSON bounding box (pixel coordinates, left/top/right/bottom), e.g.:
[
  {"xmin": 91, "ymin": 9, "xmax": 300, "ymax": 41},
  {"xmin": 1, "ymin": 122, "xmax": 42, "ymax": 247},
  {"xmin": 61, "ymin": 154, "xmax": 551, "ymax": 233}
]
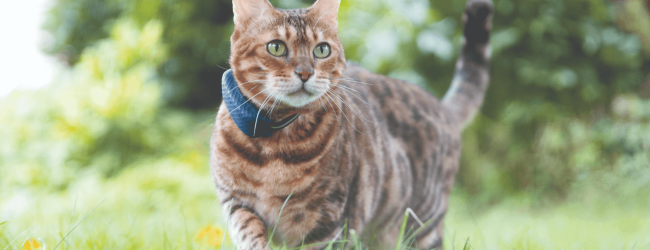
[{"xmin": 223, "ymin": 201, "xmax": 268, "ymax": 250}]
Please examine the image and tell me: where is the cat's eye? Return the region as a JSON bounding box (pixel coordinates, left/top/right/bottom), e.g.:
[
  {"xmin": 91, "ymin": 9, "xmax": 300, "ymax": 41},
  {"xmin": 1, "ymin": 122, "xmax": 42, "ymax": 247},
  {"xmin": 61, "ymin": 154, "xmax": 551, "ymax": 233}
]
[
  {"xmin": 267, "ymin": 41, "xmax": 287, "ymax": 57},
  {"xmin": 314, "ymin": 43, "xmax": 331, "ymax": 58}
]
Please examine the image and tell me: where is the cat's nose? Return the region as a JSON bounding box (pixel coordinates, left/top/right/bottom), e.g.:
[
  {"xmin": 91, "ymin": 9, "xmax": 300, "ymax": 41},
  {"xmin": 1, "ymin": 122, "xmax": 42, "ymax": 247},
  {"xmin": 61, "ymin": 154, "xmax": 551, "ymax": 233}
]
[{"xmin": 295, "ymin": 70, "xmax": 313, "ymax": 83}]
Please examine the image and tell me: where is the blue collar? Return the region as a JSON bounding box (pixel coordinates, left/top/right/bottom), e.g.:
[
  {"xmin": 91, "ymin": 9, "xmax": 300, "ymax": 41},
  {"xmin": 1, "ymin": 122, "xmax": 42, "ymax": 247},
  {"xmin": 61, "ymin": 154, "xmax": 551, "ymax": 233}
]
[{"xmin": 221, "ymin": 69, "xmax": 299, "ymax": 138}]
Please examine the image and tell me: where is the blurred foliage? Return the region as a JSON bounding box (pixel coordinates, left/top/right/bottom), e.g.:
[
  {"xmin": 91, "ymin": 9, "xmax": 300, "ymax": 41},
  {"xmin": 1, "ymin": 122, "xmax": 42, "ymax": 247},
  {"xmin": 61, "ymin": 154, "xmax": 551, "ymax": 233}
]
[
  {"xmin": 617, "ymin": 0, "xmax": 650, "ymax": 54},
  {"xmin": 33, "ymin": 0, "xmax": 650, "ymax": 205},
  {"xmin": 451, "ymin": 0, "xmax": 650, "ymax": 202},
  {"xmin": 1, "ymin": 19, "xmax": 209, "ymax": 188},
  {"xmin": 45, "ymin": 0, "xmax": 233, "ymax": 109},
  {"xmin": 332, "ymin": 0, "xmax": 650, "ymax": 202},
  {"xmin": 1, "ymin": 19, "xmax": 221, "ymax": 248}
]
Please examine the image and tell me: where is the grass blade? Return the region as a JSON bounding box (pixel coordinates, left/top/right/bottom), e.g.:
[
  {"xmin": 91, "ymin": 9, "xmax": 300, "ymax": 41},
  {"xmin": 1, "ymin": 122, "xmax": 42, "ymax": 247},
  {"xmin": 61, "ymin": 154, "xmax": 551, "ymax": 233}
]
[
  {"xmin": 53, "ymin": 198, "xmax": 106, "ymax": 250},
  {"xmin": 266, "ymin": 192, "xmax": 292, "ymax": 249},
  {"xmin": 3, "ymin": 226, "xmax": 34, "ymax": 250},
  {"xmin": 462, "ymin": 237, "xmax": 470, "ymax": 250},
  {"xmin": 399, "ymin": 216, "xmax": 438, "ymax": 249},
  {"xmin": 287, "ymin": 240, "xmax": 349, "ymax": 250},
  {"xmin": 325, "ymin": 227, "xmax": 345, "ymax": 250},
  {"xmin": 20, "ymin": 226, "xmax": 40, "ymax": 250},
  {"xmin": 467, "ymin": 240, "xmax": 475, "ymax": 250},
  {"xmin": 394, "ymin": 210, "xmax": 410, "ymax": 250},
  {"xmin": 222, "ymin": 198, "xmax": 234, "ymax": 250},
  {"xmin": 348, "ymin": 229, "xmax": 362, "ymax": 250},
  {"xmin": 179, "ymin": 208, "xmax": 192, "ymax": 250}
]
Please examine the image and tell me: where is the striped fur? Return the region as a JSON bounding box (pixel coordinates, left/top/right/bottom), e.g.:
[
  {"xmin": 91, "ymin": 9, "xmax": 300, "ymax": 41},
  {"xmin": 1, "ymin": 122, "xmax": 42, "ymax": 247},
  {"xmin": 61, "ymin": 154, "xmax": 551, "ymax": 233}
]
[{"xmin": 210, "ymin": 0, "xmax": 492, "ymax": 249}]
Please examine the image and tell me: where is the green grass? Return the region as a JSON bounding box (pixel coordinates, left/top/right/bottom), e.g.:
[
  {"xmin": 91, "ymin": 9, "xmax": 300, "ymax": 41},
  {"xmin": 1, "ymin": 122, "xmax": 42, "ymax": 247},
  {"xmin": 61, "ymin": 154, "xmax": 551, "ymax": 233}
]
[
  {"xmin": 1, "ymin": 162, "xmax": 649, "ymax": 250},
  {"xmin": 444, "ymin": 195, "xmax": 650, "ymax": 250}
]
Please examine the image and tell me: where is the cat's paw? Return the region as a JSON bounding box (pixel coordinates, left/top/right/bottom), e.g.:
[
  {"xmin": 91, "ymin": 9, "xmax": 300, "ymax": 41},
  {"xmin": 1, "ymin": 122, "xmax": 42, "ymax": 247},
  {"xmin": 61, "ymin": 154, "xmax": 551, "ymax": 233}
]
[{"xmin": 463, "ymin": 0, "xmax": 493, "ymax": 44}]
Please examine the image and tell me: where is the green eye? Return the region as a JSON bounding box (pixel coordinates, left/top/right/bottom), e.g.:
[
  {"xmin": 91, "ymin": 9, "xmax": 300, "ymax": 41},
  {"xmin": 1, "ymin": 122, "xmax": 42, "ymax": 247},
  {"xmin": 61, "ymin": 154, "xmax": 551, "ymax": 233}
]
[
  {"xmin": 314, "ymin": 43, "xmax": 331, "ymax": 58},
  {"xmin": 267, "ymin": 41, "xmax": 287, "ymax": 56}
]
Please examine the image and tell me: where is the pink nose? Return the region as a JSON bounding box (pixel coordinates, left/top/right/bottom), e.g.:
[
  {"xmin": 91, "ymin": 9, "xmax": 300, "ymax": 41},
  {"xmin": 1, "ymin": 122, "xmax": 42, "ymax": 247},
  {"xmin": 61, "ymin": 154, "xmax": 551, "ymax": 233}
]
[{"xmin": 295, "ymin": 71, "xmax": 313, "ymax": 82}]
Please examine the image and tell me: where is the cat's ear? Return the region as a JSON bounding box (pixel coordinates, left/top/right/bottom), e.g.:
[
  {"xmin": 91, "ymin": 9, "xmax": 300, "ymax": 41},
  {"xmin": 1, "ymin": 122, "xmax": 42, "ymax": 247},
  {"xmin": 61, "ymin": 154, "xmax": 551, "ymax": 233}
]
[
  {"xmin": 309, "ymin": 0, "xmax": 341, "ymax": 25},
  {"xmin": 232, "ymin": 0, "xmax": 276, "ymax": 26}
]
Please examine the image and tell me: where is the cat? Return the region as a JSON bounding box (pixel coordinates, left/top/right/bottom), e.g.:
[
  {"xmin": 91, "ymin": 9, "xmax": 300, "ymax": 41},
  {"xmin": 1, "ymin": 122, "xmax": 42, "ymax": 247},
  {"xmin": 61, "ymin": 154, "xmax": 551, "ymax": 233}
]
[{"xmin": 209, "ymin": 0, "xmax": 492, "ymax": 249}]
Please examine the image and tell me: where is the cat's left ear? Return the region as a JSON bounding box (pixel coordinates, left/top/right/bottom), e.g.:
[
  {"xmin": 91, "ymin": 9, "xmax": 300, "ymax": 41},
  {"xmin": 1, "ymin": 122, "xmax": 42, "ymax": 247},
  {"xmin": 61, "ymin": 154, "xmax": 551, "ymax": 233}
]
[{"xmin": 309, "ymin": 0, "xmax": 341, "ymax": 26}]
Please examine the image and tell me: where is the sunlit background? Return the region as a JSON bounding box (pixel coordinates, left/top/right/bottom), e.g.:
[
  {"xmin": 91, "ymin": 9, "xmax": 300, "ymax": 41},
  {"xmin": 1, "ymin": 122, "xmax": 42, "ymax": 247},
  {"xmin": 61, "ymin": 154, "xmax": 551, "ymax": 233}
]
[
  {"xmin": 0, "ymin": 0, "xmax": 57, "ymax": 97},
  {"xmin": 1, "ymin": 0, "xmax": 650, "ymax": 249}
]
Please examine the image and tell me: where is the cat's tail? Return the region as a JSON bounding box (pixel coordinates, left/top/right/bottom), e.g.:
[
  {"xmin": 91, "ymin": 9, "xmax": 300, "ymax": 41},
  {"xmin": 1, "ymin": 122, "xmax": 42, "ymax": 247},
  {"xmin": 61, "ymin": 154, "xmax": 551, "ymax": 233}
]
[{"xmin": 442, "ymin": 0, "xmax": 493, "ymax": 128}]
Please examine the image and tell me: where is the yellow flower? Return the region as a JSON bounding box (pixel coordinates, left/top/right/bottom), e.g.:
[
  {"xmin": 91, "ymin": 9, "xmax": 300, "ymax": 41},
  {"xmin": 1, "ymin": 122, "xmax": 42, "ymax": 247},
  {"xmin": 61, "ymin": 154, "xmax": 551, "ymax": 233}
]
[
  {"xmin": 196, "ymin": 225, "xmax": 225, "ymax": 247},
  {"xmin": 22, "ymin": 238, "xmax": 42, "ymax": 250}
]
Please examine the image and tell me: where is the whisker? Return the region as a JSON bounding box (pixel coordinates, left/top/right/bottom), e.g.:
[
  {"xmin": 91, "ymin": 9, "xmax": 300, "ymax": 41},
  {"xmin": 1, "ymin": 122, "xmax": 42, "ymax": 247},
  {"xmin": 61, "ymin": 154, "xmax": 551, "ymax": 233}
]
[
  {"xmin": 332, "ymin": 76, "xmax": 374, "ymax": 86},
  {"xmin": 253, "ymin": 90, "xmax": 277, "ymax": 137},
  {"xmin": 326, "ymin": 91, "xmax": 364, "ymax": 135},
  {"xmin": 320, "ymin": 25, "xmax": 333, "ymax": 34},
  {"xmin": 322, "ymin": 93, "xmax": 339, "ymax": 121},
  {"xmin": 217, "ymin": 87, "xmax": 270, "ymax": 125},
  {"xmin": 319, "ymin": 96, "xmax": 328, "ymax": 113},
  {"xmin": 328, "ymin": 91, "xmax": 375, "ymax": 126},
  {"xmin": 312, "ymin": 8, "xmax": 334, "ymax": 31},
  {"xmin": 344, "ymin": 75, "xmax": 374, "ymax": 85},
  {"xmin": 328, "ymin": 84, "xmax": 369, "ymax": 105},
  {"xmin": 326, "ymin": 83, "xmax": 363, "ymax": 94},
  {"xmin": 267, "ymin": 92, "xmax": 281, "ymax": 119},
  {"xmin": 227, "ymin": 79, "xmax": 268, "ymax": 92},
  {"xmin": 240, "ymin": 85, "xmax": 259, "ymax": 96},
  {"xmin": 324, "ymin": 92, "xmax": 364, "ymax": 135}
]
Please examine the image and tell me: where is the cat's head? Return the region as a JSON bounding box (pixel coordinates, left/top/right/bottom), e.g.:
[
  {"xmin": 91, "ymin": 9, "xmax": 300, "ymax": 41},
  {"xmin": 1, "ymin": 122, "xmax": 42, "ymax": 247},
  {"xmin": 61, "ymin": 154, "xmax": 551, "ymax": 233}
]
[{"xmin": 229, "ymin": 0, "xmax": 345, "ymax": 114}]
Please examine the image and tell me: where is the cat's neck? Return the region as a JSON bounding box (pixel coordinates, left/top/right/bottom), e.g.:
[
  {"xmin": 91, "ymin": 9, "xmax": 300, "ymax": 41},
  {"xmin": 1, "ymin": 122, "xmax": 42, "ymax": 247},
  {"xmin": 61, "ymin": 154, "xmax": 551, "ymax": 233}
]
[
  {"xmin": 271, "ymin": 102, "xmax": 341, "ymax": 141},
  {"xmin": 216, "ymin": 98, "xmax": 341, "ymax": 159},
  {"xmin": 239, "ymin": 89, "xmax": 331, "ymax": 124}
]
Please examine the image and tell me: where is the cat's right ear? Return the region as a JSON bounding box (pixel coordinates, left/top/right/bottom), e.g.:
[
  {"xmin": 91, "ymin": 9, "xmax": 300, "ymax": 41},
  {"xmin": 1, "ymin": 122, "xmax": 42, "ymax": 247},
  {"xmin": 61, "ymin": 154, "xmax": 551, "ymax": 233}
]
[
  {"xmin": 310, "ymin": 0, "xmax": 341, "ymax": 26},
  {"xmin": 232, "ymin": 0, "xmax": 276, "ymax": 26}
]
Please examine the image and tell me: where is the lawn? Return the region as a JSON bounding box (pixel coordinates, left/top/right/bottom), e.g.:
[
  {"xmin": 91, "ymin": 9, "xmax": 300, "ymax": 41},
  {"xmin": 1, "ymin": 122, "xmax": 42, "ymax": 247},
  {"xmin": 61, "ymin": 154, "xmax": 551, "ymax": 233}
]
[{"xmin": 2, "ymin": 161, "xmax": 648, "ymax": 250}]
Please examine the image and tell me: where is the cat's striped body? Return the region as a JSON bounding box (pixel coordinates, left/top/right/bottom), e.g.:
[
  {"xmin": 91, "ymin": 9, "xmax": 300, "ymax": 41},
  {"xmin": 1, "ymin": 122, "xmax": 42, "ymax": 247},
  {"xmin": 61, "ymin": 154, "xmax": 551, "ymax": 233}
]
[{"xmin": 210, "ymin": 0, "xmax": 492, "ymax": 249}]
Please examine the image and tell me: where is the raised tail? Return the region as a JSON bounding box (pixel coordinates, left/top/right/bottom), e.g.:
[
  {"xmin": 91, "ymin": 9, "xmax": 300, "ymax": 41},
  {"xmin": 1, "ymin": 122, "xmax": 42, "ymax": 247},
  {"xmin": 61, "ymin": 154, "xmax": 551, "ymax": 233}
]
[{"xmin": 442, "ymin": 0, "xmax": 493, "ymax": 128}]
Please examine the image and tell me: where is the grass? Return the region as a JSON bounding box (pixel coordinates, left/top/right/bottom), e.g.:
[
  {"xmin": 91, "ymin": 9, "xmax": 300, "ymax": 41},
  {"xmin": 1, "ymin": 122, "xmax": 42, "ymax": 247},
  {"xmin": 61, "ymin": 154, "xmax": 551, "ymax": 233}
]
[
  {"xmin": 1, "ymin": 162, "xmax": 649, "ymax": 249},
  {"xmin": 444, "ymin": 195, "xmax": 650, "ymax": 250}
]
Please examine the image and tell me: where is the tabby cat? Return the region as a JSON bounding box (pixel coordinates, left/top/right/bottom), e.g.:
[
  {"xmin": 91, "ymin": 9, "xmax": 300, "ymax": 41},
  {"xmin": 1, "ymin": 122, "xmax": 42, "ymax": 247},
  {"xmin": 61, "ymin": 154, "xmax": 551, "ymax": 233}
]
[{"xmin": 210, "ymin": 0, "xmax": 492, "ymax": 249}]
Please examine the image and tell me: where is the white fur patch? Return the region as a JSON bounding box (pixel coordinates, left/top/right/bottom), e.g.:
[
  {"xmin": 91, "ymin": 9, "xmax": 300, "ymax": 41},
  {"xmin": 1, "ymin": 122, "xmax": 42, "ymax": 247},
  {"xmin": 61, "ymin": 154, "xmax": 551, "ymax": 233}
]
[{"xmin": 266, "ymin": 76, "xmax": 331, "ymax": 108}]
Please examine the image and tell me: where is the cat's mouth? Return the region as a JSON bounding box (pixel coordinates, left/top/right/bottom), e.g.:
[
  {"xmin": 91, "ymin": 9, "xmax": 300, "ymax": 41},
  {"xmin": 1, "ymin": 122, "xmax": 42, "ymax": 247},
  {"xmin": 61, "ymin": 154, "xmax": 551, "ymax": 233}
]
[
  {"xmin": 278, "ymin": 89, "xmax": 322, "ymax": 108},
  {"xmin": 287, "ymin": 89, "xmax": 313, "ymax": 97}
]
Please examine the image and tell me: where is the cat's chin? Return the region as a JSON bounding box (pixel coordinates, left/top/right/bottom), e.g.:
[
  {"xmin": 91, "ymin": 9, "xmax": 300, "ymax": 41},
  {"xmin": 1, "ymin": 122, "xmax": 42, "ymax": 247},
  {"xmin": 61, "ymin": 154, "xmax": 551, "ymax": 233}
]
[{"xmin": 279, "ymin": 90, "xmax": 323, "ymax": 108}]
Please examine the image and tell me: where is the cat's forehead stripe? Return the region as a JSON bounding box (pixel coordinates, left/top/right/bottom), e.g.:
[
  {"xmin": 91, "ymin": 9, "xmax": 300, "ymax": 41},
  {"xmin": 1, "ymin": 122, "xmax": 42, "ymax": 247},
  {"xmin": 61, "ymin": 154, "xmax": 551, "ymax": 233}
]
[
  {"xmin": 276, "ymin": 26, "xmax": 286, "ymax": 39},
  {"xmin": 273, "ymin": 9, "xmax": 314, "ymax": 44},
  {"xmin": 305, "ymin": 28, "xmax": 314, "ymax": 44},
  {"xmin": 268, "ymin": 9, "xmax": 334, "ymax": 44},
  {"xmin": 286, "ymin": 16, "xmax": 308, "ymax": 43},
  {"xmin": 276, "ymin": 8, "xmax": 310, "ymax": 15}
]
